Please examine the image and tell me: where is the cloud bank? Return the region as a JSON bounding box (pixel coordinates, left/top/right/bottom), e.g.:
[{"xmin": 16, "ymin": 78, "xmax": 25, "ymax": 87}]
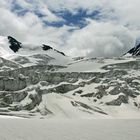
[
  {"xmin": 0, "ymin": 0, "xmax": 140, "ymax": 57},
  {"xmin": 66, "ymin": 21, "xmax": 135, "ymax": 57}
]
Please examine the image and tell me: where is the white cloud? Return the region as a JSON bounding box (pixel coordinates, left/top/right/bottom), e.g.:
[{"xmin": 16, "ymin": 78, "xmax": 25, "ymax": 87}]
[
  {"xmin": 108, "ymin": 0, "xmax": 140, "ymax": 28},
  {"xmin": 0, "ymin": 4, "xmax": 73, "ymax": 51},
  {"xmin": 13, "ymin": 0, "xmax": 64, "ymax": 23},
  {"xmin": 65, "ymin": 21, "xmax": 135, "ymax": 57},
  {"xmin": 45, "ymin": 0, "xmax": 104, "ymax": 14},
  {"xmin": 0, "ymin": 8, "xmax": 28, "ymax": 40},
  {"xmin": 45, "ymin": 0, "xmax": 140, "ymax": 29}
]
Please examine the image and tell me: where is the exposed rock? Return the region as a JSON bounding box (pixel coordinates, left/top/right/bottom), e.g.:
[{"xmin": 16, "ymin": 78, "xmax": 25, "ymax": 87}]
[
  {"xmin": 3, "ymin": 77, "xmax": 27, "ymax": 91},
  {"xmin": 81, "ymin": 92, "xmax": 95, "ymax": 97},
  {"xmin": 120, "ymin": 87, "xmax": 139, "ymax": 98},
  {"xmin": 106, "ymin": 95, "xmax": 128, "ymax": 106},
  {"xmin": 126, "ymin": 43, "xmax": 140, "ymax": 56},
  {"xmin": 8, "ymin": 36, "xmax": 22, "ymax": 52},
  {"xmin": 75, "ymin": 101, "xmax": 108, "ymax": 115},
  {"xmin": 40, "ymin": 81, "xmax": 49, "ymax": 86},
  {"xmin": 42, "ymin": 44, "xmax": 53, "ymax": 51},
  {"xmin": 23, "ymin": 93, "xmax": 42, "ymax": 111},
  {"xmin": 0, "ymin": 101, "xmax": 9, "ymax": 107},
  {"xmin": 74, "ymin": 90, "xmax": 83, "ymax": 94},
  {"xmin": 0, "ymin": 91, "xmax": 28, "ymax": 104},
  {"xmin": 109, "ymin": 86, "xmax": 121, "ymax": 95},
  {"xmin": 95, "ymin": 85, "xmax": 107, "ymax": 99},
  {"xmin": 49, "ymin": 84, "xmax": 79, "ymax": 94}
]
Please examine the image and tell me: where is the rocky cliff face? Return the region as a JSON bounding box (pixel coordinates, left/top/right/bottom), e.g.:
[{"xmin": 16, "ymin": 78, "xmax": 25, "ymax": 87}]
[
  {"xmin": 125, "ymin": 43, "xmax": 140, "ymax": 56},
  {"xmin": 8, "ymin": 36, "xmax": 22, "ymax": 53}
]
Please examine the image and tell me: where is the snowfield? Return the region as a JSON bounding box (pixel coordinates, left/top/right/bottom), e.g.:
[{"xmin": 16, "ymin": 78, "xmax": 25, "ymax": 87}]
[{"xmin": 0, "ymin": 118, "xmax": 140, "ymax": 140}]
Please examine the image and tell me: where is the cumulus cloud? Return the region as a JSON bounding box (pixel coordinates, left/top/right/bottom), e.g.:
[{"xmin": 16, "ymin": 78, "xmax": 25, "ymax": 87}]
[
  {"xmin": 14, "ymin": 0, "xmax": 64, "ymax": 23},
  {"xmin": 108, "ymin": 0, "xmax": 140, "ymax": 28},
  {"xmin": 0, "ymin": 8, "xmax": 28, "ymax": 40},
  {"xmin": 0, "ymin": 1, "xmax": 72, "ymax": 47},
  {"xmin": 45, "ymin": 0, "xmax": 105, "ymax": 14},
  {"xmin": 65, "ymin": 21, "xmax": 135, "ymax": 57},
  {"xmin": 0, "ymin": 0, "xmax": 140, "ymax": 57}
]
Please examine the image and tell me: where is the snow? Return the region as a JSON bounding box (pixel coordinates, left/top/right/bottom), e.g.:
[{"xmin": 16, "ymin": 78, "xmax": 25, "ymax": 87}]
[
  {"xmin": 0, "ymin": 36, "xmax": 13, "ymax": 57},
  {"xmin": 39, "ymin": 93, "xmax": 101, "ymax": 119},
  {"xmin": 14, "ymin": 43, "xmax": 70, "ymax": 66},
  {"xmin": 36, "ymin": 90, "xmax": 140, "ymax": 119},
  {"xmin": 0, "ymin": 36, "xmax": 70, "ymax": 67},
  {"xmin": 103, "ymin": 104, "xmax": 140, "ymax": 119},
  {"xmin": 0, "ymin": 118, "xmax": 140, "ymax": 140},
  {"xmin": 60, "ymin": 57, "xmax": 136, "ymax": 72}
]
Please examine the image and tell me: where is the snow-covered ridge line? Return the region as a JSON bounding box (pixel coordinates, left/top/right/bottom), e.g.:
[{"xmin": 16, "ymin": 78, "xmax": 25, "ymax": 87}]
[{"xmin": 0, "ymin": 36, "xmax": 68, "ymax": 66}]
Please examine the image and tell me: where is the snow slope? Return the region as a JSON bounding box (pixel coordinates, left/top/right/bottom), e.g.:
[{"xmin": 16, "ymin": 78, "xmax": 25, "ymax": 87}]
[
  {"xmin": 60, "ymin": 57, "xmax": 136, "ymax": 72},
  {"xmin": 0, "ymin": 36, "xmax": 69, "ymax": 67},
  {"xmin": 0, "ymin": 118, "xmax": 140, "ymax": 140}
]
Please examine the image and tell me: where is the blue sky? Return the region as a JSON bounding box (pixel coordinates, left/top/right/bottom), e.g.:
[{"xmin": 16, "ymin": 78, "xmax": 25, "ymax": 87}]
[
  {"xmin": 0, "ymin": 0, "xmax": 140, "ymax": 57},
  {"xmin": 11, "ymin": 0, "xmax": 101, "ymax": 28}
]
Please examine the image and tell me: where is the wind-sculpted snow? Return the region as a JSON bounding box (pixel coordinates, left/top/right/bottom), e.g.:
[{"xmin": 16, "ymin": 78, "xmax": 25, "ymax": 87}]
[{"xmin": 0, "ymin": 57, "xmax": 140, "ymax": 118}]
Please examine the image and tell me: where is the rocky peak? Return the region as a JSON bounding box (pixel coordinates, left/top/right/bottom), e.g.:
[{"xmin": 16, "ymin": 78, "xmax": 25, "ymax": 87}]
[
  {"xmin": 42, "ymin": 44, "xmax": 65, "ymax": 56},
  {"xmin": 6, "ymin": 36, "xmax": 66, "ymax": 56},
  {"xmin": 42, "ymin": 44, "xmax": 53, "ymax": 51},
  {"xmin": 7, "ymin": 36, "xmax": 22, "ymax": 53},
  {"xmin": 126, "ymin": 43, "xmax": 140, "ymax": 56}
]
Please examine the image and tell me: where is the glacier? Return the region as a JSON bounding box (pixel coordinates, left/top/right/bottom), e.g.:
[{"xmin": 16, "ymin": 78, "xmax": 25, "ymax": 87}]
[{"xmin": 0, "ymin": 36, "xmax": 140, "ymax": 119}]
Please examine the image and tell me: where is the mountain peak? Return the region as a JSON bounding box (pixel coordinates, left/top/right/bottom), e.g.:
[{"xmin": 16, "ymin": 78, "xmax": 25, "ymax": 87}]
[
  {"xmin": 7, "ymin": 36, "xmax": 22, "ymax": 53},
  {"xmin": 4, "ymin": 36, "xmax": 65, "ymax": 56},
  {"xmin": 42, "ymin": 44, "xmax": 53, "ymax": 51},
  {"xmin": 126, "ymin": 43, "xmax": 140, "ymax": 56}
]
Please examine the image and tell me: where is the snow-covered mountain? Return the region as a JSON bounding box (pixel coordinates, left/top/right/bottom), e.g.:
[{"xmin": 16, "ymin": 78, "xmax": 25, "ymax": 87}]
[
  {"xmin": 0, "ymin": 36, "xmax": 140, "ymax": 119},
  {"xmin": 125, "ymin": 43, "xmax": 140, "ymax": 56},
  {"xmin": 0, "ymin": 36, "xmax": 69, "ymax": 68},
  {"xmin": 2, "ymin": 36, "xmax": 66, "ymax": 56}
]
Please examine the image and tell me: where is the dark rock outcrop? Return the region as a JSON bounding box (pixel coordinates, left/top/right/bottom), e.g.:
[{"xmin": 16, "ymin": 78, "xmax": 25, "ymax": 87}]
[
  {"xmin": 126, "ymin": 43, "xmax": 140, "ymax": 56},
  {"xmin": 7, "ymin": 36, "xmax": 22, "ymax": 52},
  {"xmin": 106, "ymin": 95, "xmax": 128, "ymax": 106},
  {"xmin": 42, "ymin": 44, "xmax": 53, "ymax": 51}
]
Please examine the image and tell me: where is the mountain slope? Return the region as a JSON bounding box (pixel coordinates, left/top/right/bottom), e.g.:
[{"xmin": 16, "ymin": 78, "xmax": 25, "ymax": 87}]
[
  {"xmin": 125, "ymin": 43, "xmax": 140, "ymax": 56},
  {"xmin": 0, "ymin": 36, "xmax": 68, "ymax": 67},
  {"xmin": 0, "ymin": 36, "xmax": 140, "ymax": 119}
]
